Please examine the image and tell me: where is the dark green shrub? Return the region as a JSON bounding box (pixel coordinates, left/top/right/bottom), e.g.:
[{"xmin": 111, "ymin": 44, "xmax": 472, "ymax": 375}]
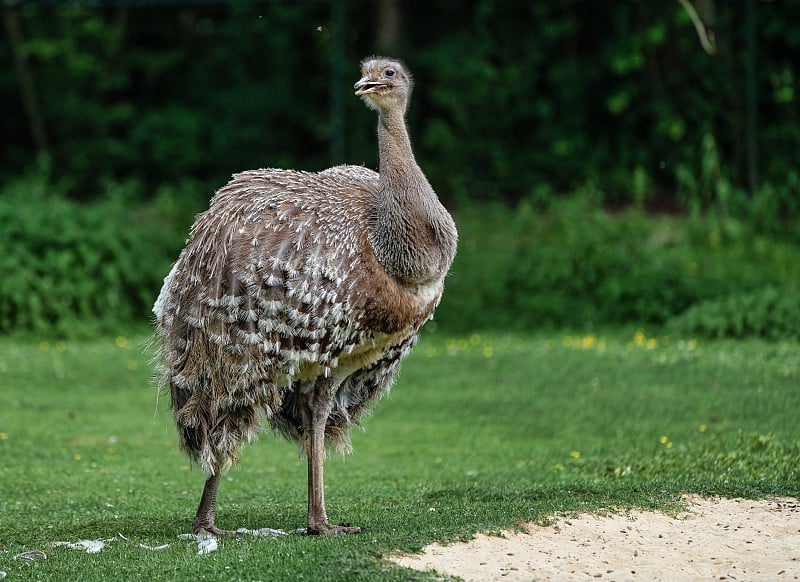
[
  {"xmin": 671, "ymin": 287, "xmax": 800, "ymax": 340},
  {"xmin": 435, "ymin": 194, "xmax": 800, "ymax": 335},
  {"xmin": 4, "ymin": 164, "xmax": 799, "ymax": 339},
  {"xmin": 502, "ymin": 195, "xmax": 699, "ymax": 328},
  {"xmin": 0, "ymin": 167, "xmax": 186, "ymax": 337}
]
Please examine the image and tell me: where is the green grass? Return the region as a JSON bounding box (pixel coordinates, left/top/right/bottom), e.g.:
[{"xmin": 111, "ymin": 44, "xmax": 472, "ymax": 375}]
[{"xmin": 1, "ymin": 329, "xmax": 798, "ymax": 580}]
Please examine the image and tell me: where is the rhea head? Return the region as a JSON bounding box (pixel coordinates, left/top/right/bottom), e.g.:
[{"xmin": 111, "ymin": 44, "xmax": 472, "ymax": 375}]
[{"xmin": 353, "ymin": 56, "xmax": 413, "ymax": 113}]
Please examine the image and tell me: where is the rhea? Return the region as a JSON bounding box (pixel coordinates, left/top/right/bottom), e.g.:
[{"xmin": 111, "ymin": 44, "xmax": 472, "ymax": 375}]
[{"xmin": 153, "ymin": 56, "xmax": 457, "ymax": 535}]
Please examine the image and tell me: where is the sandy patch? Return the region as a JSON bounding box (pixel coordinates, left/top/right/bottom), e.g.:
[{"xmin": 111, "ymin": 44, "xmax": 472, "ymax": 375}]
[{"xmin": 392, "ymin": 497, "xmax": 800, "ymax": 581}]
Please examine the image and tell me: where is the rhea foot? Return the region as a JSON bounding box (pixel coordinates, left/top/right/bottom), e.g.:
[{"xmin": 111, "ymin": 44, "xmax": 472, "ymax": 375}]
[
  {"xmin": 307, "ymin": 522, "xmax": 370, "ymax": 536},
  {"xmin": 193, "ymin": 522, "xmax": 237, "ymax": 537}
]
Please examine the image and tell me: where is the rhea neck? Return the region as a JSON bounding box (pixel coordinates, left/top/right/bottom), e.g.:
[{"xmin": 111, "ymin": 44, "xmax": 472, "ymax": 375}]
[
  {"xmin": 376, "ymin": 106, "xmax": 420, "ymax": 187},
  {"xmin": 370, "ymin": 101, "xmax": 456, "ymax": 286}
]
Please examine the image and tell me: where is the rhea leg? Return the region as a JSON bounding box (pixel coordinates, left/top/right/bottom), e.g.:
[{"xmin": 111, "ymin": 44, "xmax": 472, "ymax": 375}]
[
  {"xmin": 304, "ymin": 381, "xmax": 365, "ymax": 535},
  {"xmin": 193, "ymin": 473, "xmax": 235, "ymax": 536},
  {"xmin": 306, "ymin": 420, "xmax": 331, "ymax": 533}
]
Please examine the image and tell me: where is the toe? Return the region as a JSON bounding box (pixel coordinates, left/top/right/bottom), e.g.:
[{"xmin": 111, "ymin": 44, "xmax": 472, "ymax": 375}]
[{"xmin": 307, "ymin": 523, "xmax": 369, "ymax": 535}]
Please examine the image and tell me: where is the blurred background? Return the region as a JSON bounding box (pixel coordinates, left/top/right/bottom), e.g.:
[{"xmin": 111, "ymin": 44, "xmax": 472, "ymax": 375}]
[{"xmin": 1, "ymin": 0, "xmax": 799, "ymax": 339}]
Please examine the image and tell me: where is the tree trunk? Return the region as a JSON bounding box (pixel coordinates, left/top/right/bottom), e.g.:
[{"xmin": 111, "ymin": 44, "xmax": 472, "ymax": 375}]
[
  {"xmin": 376, "ymin": 0, "xmax": 400, "ymax": 53},
  {"xmin": 744, "ymin": 0, "xmax": 759, "ymax": 194},
  {"xmin": 2, "ymin": 6, "xmax": 49, "ymax": 154}
]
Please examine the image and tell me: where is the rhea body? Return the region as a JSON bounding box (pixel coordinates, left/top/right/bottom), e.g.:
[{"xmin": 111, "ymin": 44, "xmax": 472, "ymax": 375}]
[{"xmin": 153, "ymin": 57, "xmax": 457, "ymax": 535}]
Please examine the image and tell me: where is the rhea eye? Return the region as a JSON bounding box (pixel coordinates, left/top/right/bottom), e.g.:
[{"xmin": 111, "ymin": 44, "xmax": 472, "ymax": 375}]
[{"xmin": 384, "ymin": 69, "xmax": 395, "ymax": 78}]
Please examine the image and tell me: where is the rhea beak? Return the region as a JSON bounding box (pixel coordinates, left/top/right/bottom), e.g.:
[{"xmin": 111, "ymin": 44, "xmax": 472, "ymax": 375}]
[{"xmin": 354, "ymin": 77, "xmax": 388, "ymax": 96}]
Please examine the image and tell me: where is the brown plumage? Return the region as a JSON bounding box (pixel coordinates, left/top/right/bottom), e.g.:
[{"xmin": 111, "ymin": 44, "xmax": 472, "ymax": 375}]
[{"xmin": 153, "ymin": 56, "xmax": 457, "ymax": 536}]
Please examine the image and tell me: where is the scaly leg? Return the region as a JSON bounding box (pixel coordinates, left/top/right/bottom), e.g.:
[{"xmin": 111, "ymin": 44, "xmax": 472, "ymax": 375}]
[
  {"xmin": 192, "ymin": 473, "xmax": 235, "ymax": 536},
  {"xmin": 304, "ymin": 381, "xmax": 366, "ymax": 535}
]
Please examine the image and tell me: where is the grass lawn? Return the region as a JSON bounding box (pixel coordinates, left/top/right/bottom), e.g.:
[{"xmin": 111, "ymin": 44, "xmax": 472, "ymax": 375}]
[{"xmin": 1, "ymin": 329, "xmax": 798, "ymax": 580}]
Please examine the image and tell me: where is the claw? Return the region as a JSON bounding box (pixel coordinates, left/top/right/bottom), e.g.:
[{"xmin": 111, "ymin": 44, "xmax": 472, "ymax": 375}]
[{"xmin": 307, "ymin": 523, "xmax": 369, "ymax": 536}]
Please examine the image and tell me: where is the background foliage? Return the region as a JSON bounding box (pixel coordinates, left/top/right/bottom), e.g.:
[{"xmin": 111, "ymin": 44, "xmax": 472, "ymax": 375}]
[
  {"xmin": 1, "ymin": 0, "xmax": 799, "ymax": 337},
  {"xmin": 0, "ymin": 161, "xmax": 184, "ymax": 336},
  {"xmin": 435, "ymin": 194, "xmax": 800, "ymax": 339},
  {"xmin": 3, "ymin": 1, "xmax": 799, "ymax": 210}
]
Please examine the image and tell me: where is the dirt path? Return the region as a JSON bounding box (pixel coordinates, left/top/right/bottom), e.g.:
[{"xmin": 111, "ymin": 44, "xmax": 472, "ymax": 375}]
[{"xmin": 392, "ymin": 496, "xmax": 799, "ymax": 581}]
